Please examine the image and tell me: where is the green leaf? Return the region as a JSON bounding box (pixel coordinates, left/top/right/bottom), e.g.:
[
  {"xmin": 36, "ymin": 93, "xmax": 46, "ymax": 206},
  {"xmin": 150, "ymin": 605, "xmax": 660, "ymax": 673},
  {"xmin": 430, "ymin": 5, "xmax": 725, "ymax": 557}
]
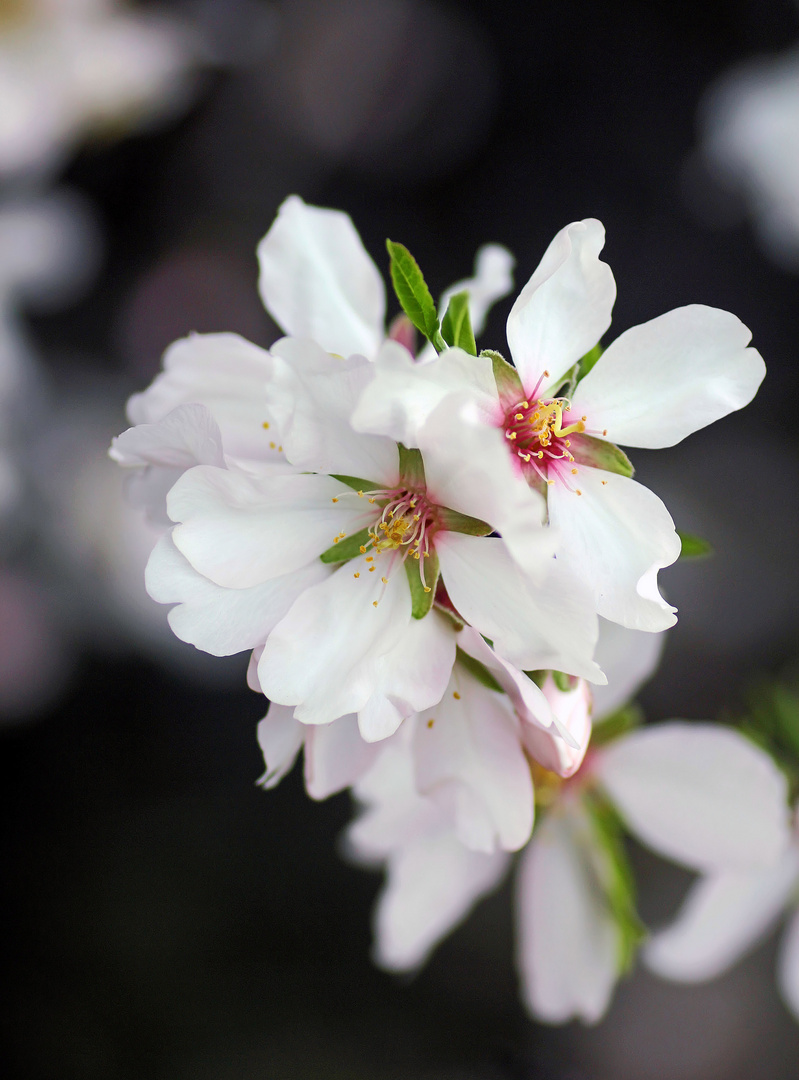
[
  {"xmin": 455, "ymin": 647, "xmax": 505, "ymax": 693},
  {"xmin": 482, "ymin": 349, "xmax": 524, "ymax": 409},
  {"xmin": 583, "ymin": 794, "xmax": 647, "ymax": 974},
  {"xmin": 319, "ymin": 526, "xmax": 373, "ymax": 564},
  {"xmin": 440, "ymin": 290, "xmax": 477, "ymax": 355},
  {"xmin": 591, "ymin": 702, "xmax": 644, "ymax": 747},
  {"xmin": 576, "ymin": 341, "xmax": 604, "ymax": 382},
  {"xmin": 405, "ymin": 547, "xmax": 439, "ymax": 619},
  {"xmin": 569, "ymin": 434, "xmax": 634, "ymax": 478},
  {"xmin": 678, "ymin": 531, "xmax": 713, "ymax": 558},
  {"xmin": 397, "ymin": 443, "xmax": 425, "ymax": 487},
  {"xmin": 386, "ymin": 240, "xmax": 445, "ymax": 350},
  {"xmin": 437, "ymin": 506, "xmax": 493, "ymax": 536},
  {"xmin": 330, "ymin": 473, "xmax": 382, "ymax": 493}
]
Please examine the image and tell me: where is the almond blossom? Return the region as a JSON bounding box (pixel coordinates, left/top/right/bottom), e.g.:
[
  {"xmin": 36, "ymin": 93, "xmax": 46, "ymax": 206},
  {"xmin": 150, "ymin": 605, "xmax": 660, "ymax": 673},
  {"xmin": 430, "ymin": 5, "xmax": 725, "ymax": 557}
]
[
  {"xmin": 346, "ymin": 632, "xmax": 791, "ymax": 1024},
  {"xmin": 353, "ymin": 220, "xmax": 765, "ymax": 630},
  {"xmin": 645, "ymin": 803, "xmax": 799, "ymax": 1022}
]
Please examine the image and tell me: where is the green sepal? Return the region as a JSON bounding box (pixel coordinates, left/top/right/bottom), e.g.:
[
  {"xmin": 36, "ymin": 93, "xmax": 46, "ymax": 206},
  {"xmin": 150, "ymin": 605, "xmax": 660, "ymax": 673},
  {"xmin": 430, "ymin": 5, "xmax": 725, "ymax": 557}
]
[
  {"xmin": 319, "ymin": 527, "xmax": 372, "ymax": 564},
  {"xmin": 569, "ymin": 434, "xmax": 634, "ymax": 478},
  {"xmin": 455, "ymin": 647, "xmax": 505, "ymax": 693},
  {"xmin": 583, "ymin": 792, "xmax": 647, "ymax": 974},
  {"xmin": 437, "ymin": 506, "xmax": 492, "ymax": 536},
  {"xmin": 575, "ymin": 341, "xmax": 604, "ymax": 382},
  {"xmin": 678, "ymin": 531, "xmax": 713, "ymax": 558},
  {"xmin": 591, "ymin": 702, "xmax": 644, "ymax": 747},
  {"xmin": 405, "ymin": 548, "xmax": 439, "ymax": 619},
  {"xmin": 524, "ymin": 670, "xmax": 547, "ymax": 689},
  {"xmin": 330, "ymin": 473, "xmax": 382, "ymax": 493},
  {"xmin": 386, "ymin": 239, "xmax": 445, "ymax": 351},
  {"xmin": 482, "ymin": 349, "xmax": 524, "ymax": 409},
  {"xmin": 398, "ymin": 443, "xmax": 425, "ymax": 487},
  {"xmin": 434, "ymin": 603, "xmax": 465, "ymax": 632},
  {"xmin": 550, "ymin": 361, "xmax": 580, "ymax": 400},
  {"xmin": 551, "ymin": 670, "xmax": 576, "ymax": 693},
  {"xmin": 440, "ymin": 290, "xmax": 477, "ymax": 355}
]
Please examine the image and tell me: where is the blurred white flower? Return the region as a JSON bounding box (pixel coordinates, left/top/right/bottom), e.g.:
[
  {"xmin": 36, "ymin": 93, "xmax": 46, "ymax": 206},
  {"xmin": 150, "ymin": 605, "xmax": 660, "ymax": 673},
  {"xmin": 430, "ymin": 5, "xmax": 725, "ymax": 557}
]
[
  {"xmin": 697, "ymin": 46, "xmax": 799, "ymax": 266},
  {"xmin": 354, "ymin": 220, "xmax": 765, "ymax": 632},
  {"xmin": 344, "ymin": 625, "xmax": 791, "ymax": 1025},
  {"xmin": 0, "ymin": 0, "xmax": 198, "ymax": 180},
  {"xmin": 645, "ymin": 805, "xmax": 799, "ymax": 1024}
]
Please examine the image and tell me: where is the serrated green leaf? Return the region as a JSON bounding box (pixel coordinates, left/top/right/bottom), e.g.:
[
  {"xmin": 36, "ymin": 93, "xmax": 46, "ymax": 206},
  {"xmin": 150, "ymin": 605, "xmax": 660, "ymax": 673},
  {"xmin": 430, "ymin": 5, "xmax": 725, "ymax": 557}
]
[
  {"xmin": 678, "ymin": 531, "xmax": 713, "ymax": 558},
  {"xmin": 437, "ymin": 506, "xmax": 492, "ymax": 536},
  {"xmin": 482, "ymin": 349, "xmax": 524, "ymax": 409},
  {"xmin": 569, "ymin": 434, "xmax": 634, "ymax": 478},
  {"xmin": 440, "ymin": 290, "xmax": 477, "ymax": 355},
  {"xmin": 455, "ymin": 647, "xmax": 505, "ymax": 693},
  {"xmin": 319, "ymin": 526, "xmax": 373, "ymax": 564},
  {"xmin": 591, "ymin": 702, "xmax": 644, "ymax": 746},
  {"xmin": 330, "ymin": 473, "xmax": 382, "ymax": 493},
  {"xmin": 576, "ymin": 341, "xmax": 604, "ymax": 382},
  {"xmin": 386, "ymin": 240, "xmax": 444, "ymax": 349},
  {"xmin": 397, "ymin": 443, "xmax": 425, "ymax": 487},
  {"xmin": 583, "ymin": 794, "xmax": 647, "ymax": 974},
  {"xmin": 405, "ymin": 547, "xmax": 439, "ymax": 619}
]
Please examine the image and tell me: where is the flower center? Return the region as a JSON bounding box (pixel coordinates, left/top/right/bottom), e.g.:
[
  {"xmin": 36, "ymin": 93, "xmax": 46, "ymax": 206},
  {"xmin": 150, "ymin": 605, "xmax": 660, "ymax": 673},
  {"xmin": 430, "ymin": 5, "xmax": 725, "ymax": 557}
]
[{"xmin": 504, "ymin": 398, "xmax": 586, "ymax": 491}]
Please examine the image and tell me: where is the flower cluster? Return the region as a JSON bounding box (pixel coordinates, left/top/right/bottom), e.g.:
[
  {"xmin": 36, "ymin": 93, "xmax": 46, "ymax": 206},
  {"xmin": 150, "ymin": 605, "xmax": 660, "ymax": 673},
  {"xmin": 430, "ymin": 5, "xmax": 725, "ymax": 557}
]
[{"xmin": 111, "ymin": 196, "xmax": 793, "ymax": 1023}]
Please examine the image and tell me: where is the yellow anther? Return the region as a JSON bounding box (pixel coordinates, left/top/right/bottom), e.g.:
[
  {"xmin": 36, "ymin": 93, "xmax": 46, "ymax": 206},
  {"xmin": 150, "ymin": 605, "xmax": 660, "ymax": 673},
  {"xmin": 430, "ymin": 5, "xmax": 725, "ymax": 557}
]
[
  {"xmin": 366, "ymin": 556, "xmax": 374, "ymax": 562},
  {"xmin": 269, "ymin": 441, "xmax": 276, "ymax": 449},
  {"xmin": 509, "ymin": 432, "xmax": 517, "ymax": 440},
  {"xmin": 353, "ymin": 572, "xmax": 360, "ymax": 578},
  {"xmin": 427, "ymin": 718, "xmax": 435, "ymax": 728},
  {"xmin": 359, "ymin": 545, "xmax": 367, "ymax": 554},
  {"xmin": 413, "ymin": 513, "xmax": 420, "ymax": 521},
  {"xmin": 368, "ymin": 497, "xmax": 376, "ymax": 503},
  {"xmin": 332, "ymin": 497, "xmax": 339, "ymax": 503},
  {"xmin": 538, "ymin": 451, "xmax": 544, "ymax": 459},
  {"xmin": 515, "ymin": 413, "xmax": 524, "ymax": 420},
  {"xmin": 381, "ymin": 576, "xmax": 388, "ymax": 584},
  {"xmin": 602, "ymin": 429, "xmax": 608, "ymax": 436},
  {"xmin": 571, "ymin": 468, "xmax": 578, "ymax": 475},
  {"xmin": 373, "ymin": 600, "xmax": 378, "ymax": 607},
  {"xmin": 521, "ymin": 401, "xmax": 529, "ymax": 409},
  {"xmin": 278, "ymin": 445, "xmax": 283, "ymax": 452},
  {"xmin": 564, "ymin": 439, "xmax": 571, "ymax": 447},
  {"xmin": 423, "ymin": 586, "xmax": 431, "ymax": 593},
  {"xmin": 369, "ymin": 566, "xmax": 376, "ymax": 572},
  {"xmin": 601, "ymin": 480, "xmax": 607, "ymax": 486},
  {"xmin": 414, "ymin": 552, "xmax": 420, "ymax": 559},
  {"xmin": 543, "ymin": 370, "xmax": 550, "ymax": 377},
  {"xmin": 547, "ymin": 479, "xmax": 554, "ymax": 486},
  {"xmin": 576, "ymin": 489, "xmax": 582, "ymax": 496},
  {"xmin": 453, "ymin": 691, "xmax": 461, "ymax": 700},
  {"xmin": 262, "ymin": 421, "xmax": 270, "ymax": 429},
  {"xmin": 357, "ymin": 490, "xmax": 363, "ymax": 497}
]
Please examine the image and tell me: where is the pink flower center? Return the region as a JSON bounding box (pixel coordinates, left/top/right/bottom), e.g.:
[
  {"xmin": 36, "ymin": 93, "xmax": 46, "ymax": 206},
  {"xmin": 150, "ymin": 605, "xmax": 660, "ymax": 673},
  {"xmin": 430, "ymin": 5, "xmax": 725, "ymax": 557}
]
[{"xmin": 504, "ymin": 397, "xmax": 587, "ymax": 492}]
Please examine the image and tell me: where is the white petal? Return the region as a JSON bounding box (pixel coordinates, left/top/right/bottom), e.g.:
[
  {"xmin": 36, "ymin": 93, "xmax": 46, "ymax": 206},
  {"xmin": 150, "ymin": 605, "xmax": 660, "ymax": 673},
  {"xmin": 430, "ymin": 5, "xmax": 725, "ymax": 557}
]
[
  {"xmin": 439, "ymin": 243, "xmax": 516, "ymax": 337},
  {"xmin": 548, "ymin": 465, "xmax": 681, "ymax": 632},
  {"xmin": 351, "ymin": 340, "xmax": 500, "ymax": 449},
  {"xmin": 597, "ymin": 723, "xmax": 792, "ymax": 871},
  {"xmin": 257, "ymin": 561, "xmax": 413, "ymax": 727},
  {"xmin": 356, "ymin": 610, "xmax": 456, "ymax": 742},
  {"xmin": 269, "ymin": 336, "xmax": 400, "ymax": 482},
  {"xmin": 373, "ymin": 831, "xmax": 510, "ymax": 971},
  {"xmin": 168, "ymin": 466, "xmax": 367, "ymax": 587},
  {"xmin": 110, "ymin": 403, "xmax": 225, "ymax": 470},
  {"xmin": 256, "ymin": 704, "xmax": 304, "ymax": 789},
  {"xmin": 516, "ymin": 805, "xmax": 619, "ymax": 1024},
  {"xmin": 304, "ymin": 714, "xmax": 381, "ymax": 800},
  {"xmin": 257, "ymin": 195, "xmax": 385, "ymax": 358},
  {"xmin": 571, "ymin": 306, "xmax": 766, "ymax": 449},
  {"xmin": 145, "ymin": 533, "xmax": 329, "ymax": 656},
  {"xmin": 506, "ymin": 220, "xmax": 616, "ymax": 394},
  {"xmin": 413, "ymin": 667, "xmax": 534, "ymax": 853},
  {"xmin": 346, "ymin": 743, "xmax": 436, "ymax": 859},
  {"xmin": 591, "ymin": 618, "xmax": 667, "ymax": 721},
  {"xmin": 126, "ymin": 332, "xmax": 280, "ymax": 463},
  {"xmin": 778, "ymin": 906, "xmax": 799, "ymax": 1023},
  {"xmin": 644, "ymin": 851, "xmax": 799, "ymax": 982},
  {"xmin": 436, "ymin": 533, "xmax": 603, "ymax": 681},
  {"xmin": 456, "ymin": 625, "xmax": 555, "ymax": 732},
  {"xmin": 420, "ymin": 397, "xmax": 555, "ymax": 583}
]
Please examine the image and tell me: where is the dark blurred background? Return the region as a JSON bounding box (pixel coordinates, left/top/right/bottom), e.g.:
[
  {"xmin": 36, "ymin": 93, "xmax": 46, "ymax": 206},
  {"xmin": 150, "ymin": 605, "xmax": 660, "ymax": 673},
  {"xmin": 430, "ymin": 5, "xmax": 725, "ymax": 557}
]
[{"xmin": 3, "ymin": 1, "xmax": 799, "ymax": 1076}]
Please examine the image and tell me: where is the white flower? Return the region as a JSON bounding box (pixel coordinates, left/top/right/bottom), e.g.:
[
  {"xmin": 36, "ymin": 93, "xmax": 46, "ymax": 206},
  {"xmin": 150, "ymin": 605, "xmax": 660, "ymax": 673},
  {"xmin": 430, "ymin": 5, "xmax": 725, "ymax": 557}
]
[
  {"xmin": 256, "ymin": 194, "xmax": 515, "ymax": 359},
  {"xmin": 698, "ymin": 46, "xmax": 799, "ymax": 266},
  {"xmin": 345, "ymin": 625, "xmax": 791, "ymax": 1024},
  {"xmin": 0, "ymin": 0, "xmax": 196, "ymax": 180},
  {"xmin": 353, "ymin": 220, "xmax": 765, "ymax": 630},
  {"xmin": 644, "ymin": 806, "xmax": 799, "ymax": 1023}
]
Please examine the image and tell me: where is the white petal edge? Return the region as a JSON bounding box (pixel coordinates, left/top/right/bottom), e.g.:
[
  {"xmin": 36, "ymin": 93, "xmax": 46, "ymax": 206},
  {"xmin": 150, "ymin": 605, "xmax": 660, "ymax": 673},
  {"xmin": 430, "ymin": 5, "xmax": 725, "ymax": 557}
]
[
  {"xmin": 256, "ymin": 704, "xmax": 304, "ymax": 789},
  {"xmin": 110, "ymin": 403, "xmax": 225, "ymax": 470},
  {"xmin": 591, "ymin": 618, "xmax": 668, "ymax": 721}
]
